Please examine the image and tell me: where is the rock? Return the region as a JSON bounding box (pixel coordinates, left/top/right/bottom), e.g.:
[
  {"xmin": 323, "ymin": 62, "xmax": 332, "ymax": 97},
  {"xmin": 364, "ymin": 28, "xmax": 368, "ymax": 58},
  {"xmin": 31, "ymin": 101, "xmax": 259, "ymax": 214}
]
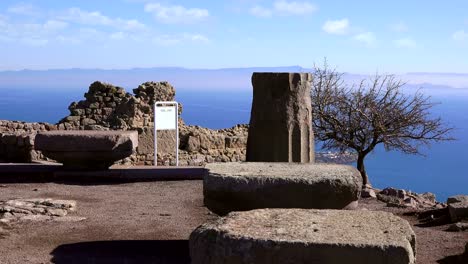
[
  {"xmin": 186, "ymin": 135, "xmax": 201, "ymax": 152},
  {"xmin": 378, "ymin": 188, "xmax": 441, "ymax": 209},
  {"xmin": 54, "ymin": 216, "xmax": 87, "ymax": 222},
  {"xmin": 361, "ymin": 187, "xmax": 377, "ymax": 198},
  {"xmin": 404, "ymin": 197, "xmax": 418, "ymax": 208},
  {"xmin": 0, "ymin": 198, "xmax": 80, "ymax": 222},
  {"xmin": 447, "ymin": 222, "xmax": 468, "ymax": 232},
  {"xmin": 381, "ymin": 187, "xmax": 406, "ymax": 199},
  {"xmin": 204, "ymin": 162, "xmax": 362, "ymax": 215},
  {"xmin": 133, "ymin": 81, "xmax": 177, "ymax": 106},
  {"xmin": 35, "ymin": 130, "xmax": 138, "ymax": 169},
  {"xmin": 190, "ymin": 209, "xmax": 416, "ymax": 264},
  {"xmin": 246, "ymin": 72, "xmax": 314, "ymax": 163},
  {"xmin": 447, "ymin": 195, "xmax": 468, "ymax": 222},
  {"xmin": 420, "ymin": 192, "xmax": 436, "ymax": 203},
  {"xmin": 447, "ymin": 195, "xmax": 468, "ymax": 204},
  {"xmin": 20, "ymin": 215, "xmax": 52, "ymax": 221}
]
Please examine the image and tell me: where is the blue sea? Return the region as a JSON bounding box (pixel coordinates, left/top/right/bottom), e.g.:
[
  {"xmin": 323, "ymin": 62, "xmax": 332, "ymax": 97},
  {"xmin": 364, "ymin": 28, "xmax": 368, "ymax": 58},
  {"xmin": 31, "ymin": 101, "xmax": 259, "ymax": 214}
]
[{"xmin": 0, "ymin": 87, "xmax": 467, "ymax": 202}]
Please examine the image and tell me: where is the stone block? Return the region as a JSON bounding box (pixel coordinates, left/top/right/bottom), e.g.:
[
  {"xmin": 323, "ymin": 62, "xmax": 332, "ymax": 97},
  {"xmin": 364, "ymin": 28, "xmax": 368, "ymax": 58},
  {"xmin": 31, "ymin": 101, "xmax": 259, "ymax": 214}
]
[
  {"xmin": 35, "ymin": 130, "xmax": 138, "ymax": 170},
  {"xmin": 204, "ymin": 162, "xmax": 362, "ymax": 215},
  {"xmin": 246, "ymin": 72, "xmax": 314, "ymax": 163},
  {"xmin": 190, "ymin": 209, "xmax": 416, "ymax": 264},
  {"xmin": 447, "ymin": 195, "xmax": 468, "ymax": 222}
]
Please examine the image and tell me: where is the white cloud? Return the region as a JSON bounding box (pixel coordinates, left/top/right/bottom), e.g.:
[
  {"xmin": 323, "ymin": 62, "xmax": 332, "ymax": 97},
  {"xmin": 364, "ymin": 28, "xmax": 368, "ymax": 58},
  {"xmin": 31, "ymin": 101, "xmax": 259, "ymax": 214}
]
[
  {"xmin": 249, "ymin": 0, "xmax": 316, "ymax": 18},
  {"xmin": 21, "ymin": 38, "xmax": 48, "ymax": 46},
  {"xmin": 0, "ymin": 16, "xmax": 70, "ymax": 46},
  {"xmin": 43, "ymin": 20, "xmax": 68, "ymax": 31},
  {"xmin": 152, "ymin": 33, "xmax": 210, "ymax": 46},
  {"xmin": 60, "ymin": 8, "xmax": 112, "ymax": 26},
  {"xmin": 249, "ymin": 5, "xmax": 273, "ymax": 18},
  {"xmin": 110, "ymin": 31, "xmax": 126, "ymax": 40},
  {"xmin": 273, "ymin": 0, "xmax": 317, "ymax": 16},
  {"xmin": 452, "ymin": 30, "xmax": 468, "ymax": 42},
  {"xmin": 144, "ymin": 3, "xmax": 209, "ymax": 24},
  {"xmin": 394, "ymin": 37, "xmax": 416, "ymax": 48},
  {"xmin": 353, "ymin": 32, "xmax": 376, "ymax": 46},
  {"xmin": 322, "ymin": 18, "xmax": 349, "ymax": 35},
  {"xmin": 0, "ymin": 15, "xmax": 7, "ymax": 26},
  {"xmin": 0, "ymin": 6, "xmax": 209, "ymax": 47},
  {"xmin": 122, "ymin": 19, "xmax": 146, "ymax": 31},
  {"xmin": 188, "ymin": 34, "xmax": 210, "ymax": 43},
  {"xmin": 390, "ymin": 21, "xmax": 408, "ymax": 32},
  {"xmin": 7, "ymin": 3, "xmax": 38, "ymax": 16},
  {"xmin": 59, "ymin": 8, "xmax": 146, "ymax": 31}
]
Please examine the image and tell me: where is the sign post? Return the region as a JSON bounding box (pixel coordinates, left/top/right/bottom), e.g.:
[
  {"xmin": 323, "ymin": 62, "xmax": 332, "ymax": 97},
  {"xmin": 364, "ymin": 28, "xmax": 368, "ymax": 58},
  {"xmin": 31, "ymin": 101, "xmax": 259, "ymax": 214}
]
[{"xmin": 154, "ymin": 101, "xmax": 179, "ymax": 166}]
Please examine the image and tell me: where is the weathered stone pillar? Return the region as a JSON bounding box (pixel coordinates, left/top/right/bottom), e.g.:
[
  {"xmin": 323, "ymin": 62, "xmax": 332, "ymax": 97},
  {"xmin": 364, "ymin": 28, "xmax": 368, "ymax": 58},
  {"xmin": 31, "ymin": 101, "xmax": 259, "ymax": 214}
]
[{"xmin": 246, "ymin": 72, "xmax": 314, "ymax": 162}]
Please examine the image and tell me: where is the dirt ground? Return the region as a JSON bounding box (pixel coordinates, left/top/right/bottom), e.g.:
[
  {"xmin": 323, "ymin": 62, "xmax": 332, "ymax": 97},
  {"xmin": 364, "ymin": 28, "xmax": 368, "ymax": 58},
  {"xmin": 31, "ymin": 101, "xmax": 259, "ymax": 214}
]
[{"xmin": 0, "ymin": 180, "xmax": 466, "ymax": 264}]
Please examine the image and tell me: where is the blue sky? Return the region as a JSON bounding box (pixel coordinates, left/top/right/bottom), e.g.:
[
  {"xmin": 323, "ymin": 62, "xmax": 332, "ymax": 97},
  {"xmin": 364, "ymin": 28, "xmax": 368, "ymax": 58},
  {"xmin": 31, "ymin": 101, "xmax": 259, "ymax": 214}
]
[{"xmin": 0, "ymin": 0, "xmax": 467, "ymax": 73}]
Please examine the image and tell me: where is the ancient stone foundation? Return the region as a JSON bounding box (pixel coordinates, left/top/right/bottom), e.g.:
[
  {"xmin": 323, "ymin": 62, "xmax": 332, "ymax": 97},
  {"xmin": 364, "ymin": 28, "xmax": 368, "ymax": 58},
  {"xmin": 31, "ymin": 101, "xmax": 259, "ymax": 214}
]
[
  {"xmin": 246, "ymin": 72, "xmax": 314, "ymax": 163},
  {"xmin": 190, "ymin": 209, "xmax": 416, "ymax": 264},
  {"xmin": 204, "ymin": 162, "xmax": 362, "ymax": 215}
]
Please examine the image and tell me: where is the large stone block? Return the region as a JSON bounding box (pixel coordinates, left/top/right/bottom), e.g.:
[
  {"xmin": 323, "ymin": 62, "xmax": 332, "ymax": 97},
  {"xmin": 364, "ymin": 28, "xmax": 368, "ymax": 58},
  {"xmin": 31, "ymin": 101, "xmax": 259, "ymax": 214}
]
[
  {"xmin": 204, "ymin": 162, "xmax": 361, "ymax": 215},
  {"xmin": 246, "ymin": 72, "xmax": 314, "ymax": 163},
  {"xmin": 35, "ymin": 130, "xmax": 138, "ymax": 170},
  {"xmin": 190, "ymin": 209, "xmax": 416, "ymax": 264},
  {"xmin": 447, "ymin": 195, "xmax": 468, "ymax": 222}
]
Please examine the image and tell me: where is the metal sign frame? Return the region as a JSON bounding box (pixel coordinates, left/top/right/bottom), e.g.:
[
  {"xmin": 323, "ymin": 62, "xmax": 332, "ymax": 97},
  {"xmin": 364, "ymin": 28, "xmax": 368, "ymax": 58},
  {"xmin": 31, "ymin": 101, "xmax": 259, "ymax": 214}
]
[{"xmin": 154, "ymin": 101, "xmax": 179, "ymax": 166}]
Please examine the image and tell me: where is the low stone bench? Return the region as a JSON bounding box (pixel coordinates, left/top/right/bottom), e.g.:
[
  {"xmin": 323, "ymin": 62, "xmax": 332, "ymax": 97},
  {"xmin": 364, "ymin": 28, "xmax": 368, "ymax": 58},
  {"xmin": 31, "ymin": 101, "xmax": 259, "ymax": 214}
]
[
  {"xmin": 204, "ymin": 162, "xmax": 362, "ymax": 215},
  {"xmin": 35, "ymin": 130, "xmax": 138, "ymax": 170},
  {"xmin": 190, "ymin": 209, "xmax": 416, "ymax": 264}
]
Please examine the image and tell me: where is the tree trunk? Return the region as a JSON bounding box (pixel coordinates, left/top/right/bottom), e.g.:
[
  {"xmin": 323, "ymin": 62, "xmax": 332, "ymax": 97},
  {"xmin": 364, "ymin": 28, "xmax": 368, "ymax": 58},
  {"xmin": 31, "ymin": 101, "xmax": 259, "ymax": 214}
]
[{"xmin": 357, "ymin": 153, "xmax": 370, "ymax": 187}]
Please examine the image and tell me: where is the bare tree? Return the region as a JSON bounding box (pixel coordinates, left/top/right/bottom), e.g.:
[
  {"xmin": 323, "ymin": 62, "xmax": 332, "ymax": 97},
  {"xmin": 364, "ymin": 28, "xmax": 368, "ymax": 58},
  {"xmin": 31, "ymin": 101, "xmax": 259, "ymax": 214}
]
[{"xmin": 311, "ymin": 63, "xmax": 454, "ymax": 187}]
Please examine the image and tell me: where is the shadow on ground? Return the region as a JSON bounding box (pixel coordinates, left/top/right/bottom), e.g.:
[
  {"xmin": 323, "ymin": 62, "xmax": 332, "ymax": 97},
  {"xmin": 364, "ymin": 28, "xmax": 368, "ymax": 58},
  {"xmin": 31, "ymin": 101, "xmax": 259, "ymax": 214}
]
[
  {"xmin": 437, "ymin": 254, "xmax": 467, "ymax": 264},
  {"xmin": 50, "ymin": 240, "xmax": 190, "ymax": 264}
]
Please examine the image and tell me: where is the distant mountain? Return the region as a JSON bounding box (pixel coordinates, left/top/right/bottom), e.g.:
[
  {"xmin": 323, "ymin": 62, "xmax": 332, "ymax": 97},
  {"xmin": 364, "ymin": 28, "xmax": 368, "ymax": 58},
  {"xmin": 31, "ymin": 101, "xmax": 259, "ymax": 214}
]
[
  {"xmin": 0, "ymin": 66, "xmax": 308, "ymax": 91},
  {"xmin": 0, "ymin": 66, "xmax": 467, "ymax": 93}
]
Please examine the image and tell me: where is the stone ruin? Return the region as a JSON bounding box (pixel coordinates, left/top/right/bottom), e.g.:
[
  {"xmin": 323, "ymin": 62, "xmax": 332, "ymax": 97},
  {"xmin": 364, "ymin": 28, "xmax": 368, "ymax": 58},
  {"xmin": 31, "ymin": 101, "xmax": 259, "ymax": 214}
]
[
  {"xmin": 192, "ymin": 72, "xmax": 417, "ymax": 264},
  {"xmin": 0, "ymin": 81, "xmax": 248, "ymax": 166},
  {"xmin": 0, "ymin": 79, "xmax": 356, "ymax": 166},
  {"xmin": 247, "ymin": 72, "xmax": 314, "ymax": 162}
]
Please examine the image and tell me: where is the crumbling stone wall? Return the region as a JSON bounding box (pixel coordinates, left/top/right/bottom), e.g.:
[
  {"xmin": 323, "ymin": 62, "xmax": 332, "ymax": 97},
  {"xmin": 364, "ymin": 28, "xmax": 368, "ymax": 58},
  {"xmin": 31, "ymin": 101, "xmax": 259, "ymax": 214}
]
[
  {"xmin": 0, "ymin": 81, "xmax": 248, "ymax": 165},
  {"xmin": 55, "ymin": 81, "xmax": 248, "ymax": 166},
  {"xmin": 0, "ymin": 120, "xmax": 56, "ymax": 162}
]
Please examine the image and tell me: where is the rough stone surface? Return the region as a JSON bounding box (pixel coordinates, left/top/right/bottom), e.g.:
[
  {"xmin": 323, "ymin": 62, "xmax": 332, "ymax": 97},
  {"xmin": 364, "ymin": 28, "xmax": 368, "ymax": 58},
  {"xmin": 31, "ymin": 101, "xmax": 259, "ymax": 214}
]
[
  {"xmin": 465, "ymin": 243, "xmax": 468, "ymax": 260},
  {"xmin": 447, "ymin": 222, "xmax": 468, "ymax": 232},
  {"xmin": 246, "ymin": 72, "xmax": 314, "ymax": 163},
  {"xmin": 361, "ymin": 187, "xmax": 377, "ymax": 198},
  {"xmin": 0, "ymin": 198, "xmax": 83, "ymax": 222},
  {"xmin": 204, "ymin": 162, "xmax": 362, "ymax": 215},
  {"xmin": 35, "ymin": 130, "xmax": 138, "ymax": 169},
  {"xmin": 447, "ymin": 195, "xmax": 468, "ymax": 205},
  {"xmin": 0, "ymin": 121, "xmax": 55, "ymax": 162},
  {"xmin": 447, "ymin": 195, "xmax": 468, "ymax": 222},
  {"xmin": 190, "ymin": 208, "xmax": 416, "ymax": 264},
  {"xmin": 377, "ymin": 188, "xmax": 444, "ymax": 209}
]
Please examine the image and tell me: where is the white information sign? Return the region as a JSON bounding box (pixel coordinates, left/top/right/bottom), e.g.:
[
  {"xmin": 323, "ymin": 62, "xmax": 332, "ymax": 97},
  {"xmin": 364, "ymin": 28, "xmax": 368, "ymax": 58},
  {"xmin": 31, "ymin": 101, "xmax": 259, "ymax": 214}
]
[
  {"xmin": 155, "ymin": 106, "xmax": 177, "ymax": 130},
  {"xmin": 154, "ymin": 101, "xmax": 179, "ymax": 166}
]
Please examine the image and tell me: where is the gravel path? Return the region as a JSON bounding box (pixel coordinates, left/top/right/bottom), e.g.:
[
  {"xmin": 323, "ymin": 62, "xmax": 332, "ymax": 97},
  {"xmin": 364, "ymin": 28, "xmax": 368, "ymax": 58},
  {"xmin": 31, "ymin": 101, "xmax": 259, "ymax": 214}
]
[{"xmin": 0, "ymin": 181, "xmax": 466, "ymax": 263}]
